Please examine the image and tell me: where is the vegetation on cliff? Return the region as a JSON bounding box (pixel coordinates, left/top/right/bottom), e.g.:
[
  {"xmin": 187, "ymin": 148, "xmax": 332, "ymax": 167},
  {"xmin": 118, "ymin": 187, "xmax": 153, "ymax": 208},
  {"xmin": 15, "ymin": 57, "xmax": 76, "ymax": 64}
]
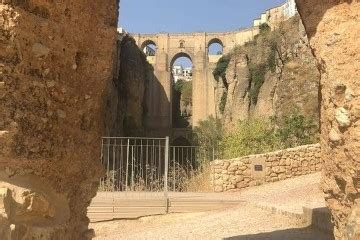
[
  {"xmin": 194, "ymin": 108, "xmax": 319, "ymax": 159},
  {"xmin": 213, "ymin": 16, "xmax": 318, "ymax": 114},
  {"xmin": 173, "ymin": 80, "xmax": 193, "ymax": 128}
]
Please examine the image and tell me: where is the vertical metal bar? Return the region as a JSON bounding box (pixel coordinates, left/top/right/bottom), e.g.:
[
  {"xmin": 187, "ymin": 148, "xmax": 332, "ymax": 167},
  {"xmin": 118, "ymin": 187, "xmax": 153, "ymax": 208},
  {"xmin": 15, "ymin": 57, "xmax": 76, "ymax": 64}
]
[
  {"xmin": 164, "ymin": 136, "xmax": 169, "ymax": 213},
  {"xmin": 173, "ymin": 147, "xmax": 176, "ymax": 192},
  {"xmin": 119, "ymin": 139, "xmax": 122, "ymax": 191},
  {"xmin": 112, "ymin": 139, "xmax": 116, "ymax": 192},
  {"xmin": 125, "ymin": 138, "xmax": 130, "ymax": 191},
  {"xmin": 131, "ymin": 143, "xmax": 135, "ymax": 191},
  {"xmin": 100, "ymin": 138, "xmax": 104, "ymax": 190},
  {"xmin": 151, "ymin": 140, "xmax": 155, "ymax": 192},
  {"xmin": 146, "ymin": 139, "xmax": 149, "ymax": 191},
  {"xmin": 107, "ymin": 138, "xmax": 110, "ymax": 192},
  {"xmin": 158, "ymin": 139, "xmax": 161, "ymax": 189},
  {"xmin": 140, "ymin": 139, "xmax": 144, "ymax": 189}
]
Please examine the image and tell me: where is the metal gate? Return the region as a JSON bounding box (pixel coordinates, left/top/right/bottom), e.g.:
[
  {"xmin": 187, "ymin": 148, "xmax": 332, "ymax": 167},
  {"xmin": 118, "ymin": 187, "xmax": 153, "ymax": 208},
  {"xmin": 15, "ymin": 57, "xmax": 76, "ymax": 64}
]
[
  {"xmin": 100, "ymin": 137, "xmax": 169, "ymax": 194},
  {"xmin": 100, "ymin": 137, "xmax": 214, "ymax": 194}
]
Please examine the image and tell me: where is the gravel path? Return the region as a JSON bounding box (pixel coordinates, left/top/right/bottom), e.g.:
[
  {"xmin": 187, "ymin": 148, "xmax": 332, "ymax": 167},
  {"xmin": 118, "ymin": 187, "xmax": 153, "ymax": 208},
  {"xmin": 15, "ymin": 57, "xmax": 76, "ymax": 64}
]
[
  {"xmin": 236, "ymin": 172, "xmax": 326, "ymax": 214},
  {"xmin": 91, "ymin": 204, "xmax": 332, "ymax": 240},
  {"xmin": 91, "ymin": 173, "xmax": 332, "ymax": 240}
]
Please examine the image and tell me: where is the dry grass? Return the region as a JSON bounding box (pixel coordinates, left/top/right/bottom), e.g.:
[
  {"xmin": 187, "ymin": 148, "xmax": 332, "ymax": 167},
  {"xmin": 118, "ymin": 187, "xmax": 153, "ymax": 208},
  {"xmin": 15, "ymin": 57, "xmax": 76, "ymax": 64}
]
[
  {"xmin": 185, "ymin": 164, "xmax": 213, "ymax": 192},
  {"xmin": 99, "ymin": 161, "xmax": 213, "ymax": 193}
]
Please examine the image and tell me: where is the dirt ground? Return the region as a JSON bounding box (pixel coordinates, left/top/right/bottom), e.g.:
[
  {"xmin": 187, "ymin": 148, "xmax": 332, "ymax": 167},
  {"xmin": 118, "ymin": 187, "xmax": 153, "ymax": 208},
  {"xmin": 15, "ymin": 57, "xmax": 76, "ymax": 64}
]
[
  {"xmin": 91, "ymin": 204, "xmax": 332, "ymax": 240},
  {"xmin": 91, "ymin": 173, "xmax": 333, "ymax": 240}
]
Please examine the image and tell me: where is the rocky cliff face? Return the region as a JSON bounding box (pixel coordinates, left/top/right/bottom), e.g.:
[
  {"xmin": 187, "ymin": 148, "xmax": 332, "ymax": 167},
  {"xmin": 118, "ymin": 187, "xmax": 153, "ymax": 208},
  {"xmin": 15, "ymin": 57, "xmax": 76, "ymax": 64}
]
[
  {"xmin": 296, "ymin": 1, "xmax": 360, "ymax": 239},
  {"xmin": 105, "ymin": 34, "xmax": 153, "ymax": 137},
  {"xmin": 217, "ymin": 17, "xmax": 320, "ymax": 129},
  {"xmin": 0, "ymin": 1, "xmax": 118, "ymax": 239}
]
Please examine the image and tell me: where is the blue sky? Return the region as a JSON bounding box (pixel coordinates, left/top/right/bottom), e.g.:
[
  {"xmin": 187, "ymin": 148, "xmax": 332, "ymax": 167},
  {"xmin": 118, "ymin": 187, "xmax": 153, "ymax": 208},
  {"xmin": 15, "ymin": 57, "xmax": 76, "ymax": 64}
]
[
  {"xmin": 119, "ymin": 0, "xmax": 285, "ymax": 33},
  {"xmin": 119, "ymin": 0, "xmax": 285, "ymax": 67}
]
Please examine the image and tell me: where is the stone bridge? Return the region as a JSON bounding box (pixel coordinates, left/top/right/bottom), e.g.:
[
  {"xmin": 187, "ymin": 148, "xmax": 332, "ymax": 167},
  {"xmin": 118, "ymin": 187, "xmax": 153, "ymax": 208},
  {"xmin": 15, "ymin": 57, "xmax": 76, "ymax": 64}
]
[{"xmin": 131, "ymin": 28, "xmax": 259, "ymax": 142}]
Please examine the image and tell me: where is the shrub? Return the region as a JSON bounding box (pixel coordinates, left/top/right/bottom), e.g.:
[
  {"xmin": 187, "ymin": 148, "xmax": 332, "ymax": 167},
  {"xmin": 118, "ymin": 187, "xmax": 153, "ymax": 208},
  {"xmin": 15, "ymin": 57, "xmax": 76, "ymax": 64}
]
[
  {"xmin": 219, "ymin": 91, "xmax": 227, "ymax": 114},
  {"xmin": 259, "ymin": 23, "xmax": 271, "ymax": 34},
  {"xmin": 274, "ymin": 109, "xmax": 319, "ymax": 148},
  {"xmin": 195, "ymin": 109, "xmax": 319, "ymax": 160},
  {"xmin": 220, "ymin": 119, "xmax": 280, "ymax": 159},
  {"xmin": 213, "ymin": 55, "xmax": 231, "ymax": 82},
  {"xmin": 174, "ymin": 80, "xmax": 192, "ymax": 104},
  {"xmin": 267, "ymin": 41, "xmax": 278, "ymax": 72},
  {"xmin": 248, "ymin": 64, "xmax": 267, "ymax": 104},
  {"xmin": 193, "ymin": 116, "xmax": 223, "ymax": 157}
]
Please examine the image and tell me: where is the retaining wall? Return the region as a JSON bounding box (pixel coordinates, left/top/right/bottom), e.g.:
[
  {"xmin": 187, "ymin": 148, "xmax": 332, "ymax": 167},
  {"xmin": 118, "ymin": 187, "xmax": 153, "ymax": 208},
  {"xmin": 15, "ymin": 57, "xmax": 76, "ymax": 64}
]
[{"xmin": 211, "ymin": 144, "xmax": 321, "ymax": 192}]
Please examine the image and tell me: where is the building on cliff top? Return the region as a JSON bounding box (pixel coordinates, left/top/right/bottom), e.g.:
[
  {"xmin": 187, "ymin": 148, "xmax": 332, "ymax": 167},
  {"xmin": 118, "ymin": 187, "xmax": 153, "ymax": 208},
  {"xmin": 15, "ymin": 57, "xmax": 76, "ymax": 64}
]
[{"xmin": 253, "ymin": 0, "xmax": 298, "ymax": 28}]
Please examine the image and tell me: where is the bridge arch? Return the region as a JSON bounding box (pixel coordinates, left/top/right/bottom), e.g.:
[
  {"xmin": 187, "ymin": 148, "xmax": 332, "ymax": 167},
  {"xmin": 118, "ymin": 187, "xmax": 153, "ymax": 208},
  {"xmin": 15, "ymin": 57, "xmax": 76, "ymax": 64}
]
[
  {"xmin": 208, "ymin": 38, "xmax": 224, "ymax": 55},
  {"xmin": 141, "ymin": 39, "xmax": 157, "ymax": 56},
  {"xmin": 133, "ymin": 27, "xmax": 259, "ymax": 129},
  {"xmin": 169, "ymin": 51, "xmax": 194, "ymax": 68}
]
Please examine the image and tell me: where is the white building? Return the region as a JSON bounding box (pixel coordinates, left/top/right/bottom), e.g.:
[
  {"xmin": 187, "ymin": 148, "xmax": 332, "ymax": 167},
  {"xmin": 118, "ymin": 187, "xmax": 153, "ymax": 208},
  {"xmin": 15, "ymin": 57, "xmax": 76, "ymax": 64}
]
[
  {"xmin": 183, "ymin": 67, "xmax": 192, "ymax": 81},
  {"xmin": 253, "ymin": 0, "xmax": 298, "ymax": 28},
  {"xmin": 143, "ymin": 45, "xmax": 156, "ymax": 56},
  {"xmin": 117, "ymin": 27, "xmax": 126, "ymax": 34},
  {"xmin": 283, "ymin": 0, "xmax": 298, "ymax": 18},
  {"xmin": 172, "ymin": 65, "xmax": 192, "ymax": 82}
]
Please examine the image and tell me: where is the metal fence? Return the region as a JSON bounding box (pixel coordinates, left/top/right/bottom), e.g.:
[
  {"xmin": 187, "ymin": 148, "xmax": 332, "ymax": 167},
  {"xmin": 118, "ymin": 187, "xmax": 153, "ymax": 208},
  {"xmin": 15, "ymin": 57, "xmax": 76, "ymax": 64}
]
[
  {"xmin": 169, "ymin": 146, "xmax": 214, "ymax": 192},
  {"xmin": 100, "ymin": 137, "xmax": 214, "ymax": 194}
]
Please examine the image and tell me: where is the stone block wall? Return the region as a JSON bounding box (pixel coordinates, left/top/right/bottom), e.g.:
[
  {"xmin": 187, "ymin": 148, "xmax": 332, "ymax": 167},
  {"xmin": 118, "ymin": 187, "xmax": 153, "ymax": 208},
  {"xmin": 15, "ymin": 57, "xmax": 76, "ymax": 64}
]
[{"xmin": 211, "ymin": 144, "xmax": 321, "ymax": 192}]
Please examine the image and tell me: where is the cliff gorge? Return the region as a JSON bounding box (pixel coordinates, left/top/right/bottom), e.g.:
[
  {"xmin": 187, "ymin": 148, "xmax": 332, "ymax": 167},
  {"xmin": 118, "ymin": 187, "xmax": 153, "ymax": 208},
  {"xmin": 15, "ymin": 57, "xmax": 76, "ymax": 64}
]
[
  {"xmin": 105, "ymin": 34, "xmax": 155, "ymax": 137},
  {"xmin": 216, "ymin": 16, "xmax": 320, "ymax": 129}
]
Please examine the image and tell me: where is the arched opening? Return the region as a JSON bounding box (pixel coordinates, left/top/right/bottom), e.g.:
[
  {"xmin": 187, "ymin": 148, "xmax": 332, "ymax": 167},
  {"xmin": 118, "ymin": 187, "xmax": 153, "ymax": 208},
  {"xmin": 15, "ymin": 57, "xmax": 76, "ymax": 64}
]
[
  {"xmin": 171, "ymin": 53, "xmax": 193, "ymax": 128},
  {"xmin": 208, "ymin": 38, "xmax": 224, "ymax": 55},
  {"xmin": 141, "ymin": 40, "xmax": 157, "ymax": 56}
]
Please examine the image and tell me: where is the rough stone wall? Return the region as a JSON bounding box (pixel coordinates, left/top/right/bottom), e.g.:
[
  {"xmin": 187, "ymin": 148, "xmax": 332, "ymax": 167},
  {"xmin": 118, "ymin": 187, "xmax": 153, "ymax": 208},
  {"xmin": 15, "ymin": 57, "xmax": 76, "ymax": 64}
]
[
  {"xmin": 211, "ymin": 144, "xmax": 321, "ymax": 192},
  {"xmin": 0, "ymin": 1, "xmax": 118, "ymax": 239},
  {"xmin": 220, "ymin": 17, "xmax": 320, "ymax": 128},
  {"xmin": 295, "ymin": 1, "xmax": 360, "ymax": 239}
]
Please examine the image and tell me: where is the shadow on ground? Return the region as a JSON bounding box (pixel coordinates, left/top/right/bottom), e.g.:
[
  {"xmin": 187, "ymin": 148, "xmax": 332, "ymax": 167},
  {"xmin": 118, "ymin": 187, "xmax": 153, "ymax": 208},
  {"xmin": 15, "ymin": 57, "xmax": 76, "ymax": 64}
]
[{"xmin": 225, "ymin": 226, "xmax": 334, "ymax": 240}]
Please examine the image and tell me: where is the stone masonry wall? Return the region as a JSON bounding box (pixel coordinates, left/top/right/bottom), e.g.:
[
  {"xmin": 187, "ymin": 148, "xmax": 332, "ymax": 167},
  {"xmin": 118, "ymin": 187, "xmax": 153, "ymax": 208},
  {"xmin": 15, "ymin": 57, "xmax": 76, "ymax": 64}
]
[{"xmin": 211, "ymin": 144, "xmax": 321, "ymax": 192}]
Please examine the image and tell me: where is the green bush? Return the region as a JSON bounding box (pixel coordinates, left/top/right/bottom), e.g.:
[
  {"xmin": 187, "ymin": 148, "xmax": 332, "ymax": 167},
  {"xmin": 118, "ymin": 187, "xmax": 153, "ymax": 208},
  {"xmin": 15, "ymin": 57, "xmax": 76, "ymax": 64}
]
[
  {"xmin": 174, "ymin": 80, "xmax": 192, "ymax": 104},
  {"xmin": 219, "ymin": 91, "xmax": 228, "ymax": 114},
  {"xmin": 213, "ymin": 55, "xmax": 231, "ymax": 82},
  {"xmin": 274, "ymin": 109, "xmax": 319, "ymax": 148},
  {"xmin": 193, "ymin": 116, "xmax": 223, "ymax": 157},
  {"xmin": 267, "ymin": 41, "xmax": 278, "ymax": 72},
  {"xmin": 220, "ymin": 119, "xmax": 280, "ymax": 159},
  {"xmin": 259, "ymin": 23, "xmax": 271, "ymax": 34},
  {"xmin": 195, "ymin": 109, "xmax": 319, "ymax": 160},
  {"xmin": 248, "ymin": 64, "xmax": 266, "ymax": 104}
]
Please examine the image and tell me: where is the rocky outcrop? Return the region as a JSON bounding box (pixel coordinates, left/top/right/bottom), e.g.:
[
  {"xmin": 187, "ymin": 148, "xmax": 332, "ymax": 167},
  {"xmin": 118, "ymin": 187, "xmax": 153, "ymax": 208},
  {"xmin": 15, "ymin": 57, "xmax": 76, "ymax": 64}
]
[
  {"xmin": 295, "ymin": 1, "xmax": 360, "ymax": 239},
  {"xmin": 105, "ymin": 35, "xmax": 155, "ymax": 137},
  {"xmin": 0, "ymin": 1, "xmax": 118, "ymax": 239},
  {"xmin": 218, "ymin": 16, "xmax": 320, "ymax": 129}
]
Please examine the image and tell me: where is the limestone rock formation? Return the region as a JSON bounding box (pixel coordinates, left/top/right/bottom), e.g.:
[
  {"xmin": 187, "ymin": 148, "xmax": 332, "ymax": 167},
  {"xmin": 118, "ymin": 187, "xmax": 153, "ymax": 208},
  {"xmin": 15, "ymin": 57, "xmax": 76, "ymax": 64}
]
[
  {"xmin": 295, "ymin": 0, "xmax": 360, "ymax": 239},
  {"xmin": 0, "ymin": 1, "xmax": 118, "ymax": 239},
  {"xmin": 105, "ymin": 34, "xmax": 154, "ymax": 137},
  {"xmin": 217, "ymin": 16, "xmax": 320, "ymax": 128}
]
